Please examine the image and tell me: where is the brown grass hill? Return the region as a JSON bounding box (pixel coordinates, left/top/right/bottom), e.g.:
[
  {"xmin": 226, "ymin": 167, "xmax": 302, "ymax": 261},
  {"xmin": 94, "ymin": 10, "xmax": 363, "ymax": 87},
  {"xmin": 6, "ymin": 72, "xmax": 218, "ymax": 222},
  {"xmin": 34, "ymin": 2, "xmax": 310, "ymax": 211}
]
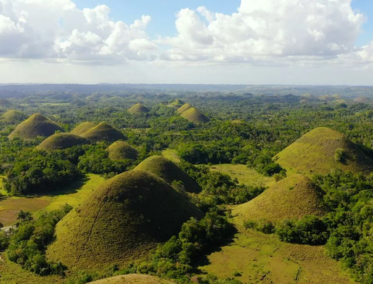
[
  {"xmin": 233, "ymin": 174, "xmax": 327, "ymax": 224},
  {"xmin": 128, "ymin": 103, "xmax": 150, "ymax": 114},
  {"xmin": 1, "ymin": 110, "xmax": 27, "ymax": 124},
  {"xmin": 70, "ymin": 122, "xmax": 96, "ymax": 136},
  {"xmin": 177, "ymin": 103, "xmax": 193, "ymax": 114},
  {"xmin": 180, "ymin": 107, "xmax": 210, "ymax": 124},
  {"xmin": 8, "ymin": 113, "xmax": 64, "ymax": 140},
  {"xmin": 81, "ymin": 122, "xmax": 126, "ymax": 143},
  {"xmin": 107, "ymin": 141, "xmax": 138, "ymax": 161},
  {"xmin": 135, "ymin": 156, "xmax": 202, "ymax": 194},
  {"xmin": 47, "ymin": 170, "xmax": 203, "ymax": 269},
  {"xmin": 167, "ymin": 99, "xmax": 184, "ymax": 108},
  {"xmin": 274, "ymin": 127, "xmax": 373, "ymax": 176},
  {"xmin": 354, "ymin": 97, "xmax": 368, "ymax": 103},
  {"xmin": 37, "ymin": 133, "xmax": 89, "ymax": 150},
  {"xmin": 90, "ymin": 274, "xmax": 174, "ymax": 284}
]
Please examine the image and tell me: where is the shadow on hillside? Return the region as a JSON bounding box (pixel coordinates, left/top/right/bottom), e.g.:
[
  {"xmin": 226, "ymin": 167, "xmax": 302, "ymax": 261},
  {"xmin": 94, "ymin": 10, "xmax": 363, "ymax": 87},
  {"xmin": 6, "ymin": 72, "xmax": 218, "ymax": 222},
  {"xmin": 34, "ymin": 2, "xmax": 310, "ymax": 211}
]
[{"xmin": 193, "ymin": 224, "xmax": 238, "ymax": 273}]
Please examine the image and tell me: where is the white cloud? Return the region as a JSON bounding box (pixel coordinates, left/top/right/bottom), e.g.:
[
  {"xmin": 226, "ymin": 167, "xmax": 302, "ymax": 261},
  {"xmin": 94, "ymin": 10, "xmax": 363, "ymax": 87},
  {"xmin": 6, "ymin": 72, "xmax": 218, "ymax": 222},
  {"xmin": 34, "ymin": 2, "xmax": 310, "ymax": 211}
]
[
  {"xmin": 0, "ymin": 0, "xmax": 155, "ymax": 63},
  {"xmin": 159, "ymin": 0, "xmax": 369, "ymax": 65}
]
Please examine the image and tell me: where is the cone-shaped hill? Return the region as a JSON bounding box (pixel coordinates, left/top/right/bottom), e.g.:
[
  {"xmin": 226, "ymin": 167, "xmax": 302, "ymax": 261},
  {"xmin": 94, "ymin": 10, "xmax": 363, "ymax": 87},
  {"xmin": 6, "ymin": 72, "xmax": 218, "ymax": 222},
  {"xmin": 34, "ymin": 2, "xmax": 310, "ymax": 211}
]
[
  {"xmin": 128, "ymin": 103, "xmax": 150, "ymax": 114},
  {"xmin": 107, "ymin": 141, "xmax": 138, "ymax": 161},
  {"xmin": 37, "ymin": 133, "xmax": 89, "ymax": 150},
  {"xmin": 81, "ymin": 122, "xmax": 126, "ymax": 143},
  {"xmin": 177, "ymin": 103, "xmax": 193, "ymax": 114},
  {"xmin": 8, "ymin": 113, "xmax": 64, "ymax": 140},
  {"xmin": 233, "ymin": 174, "xmax": 327, "ymax": 224},
  {"xmin": 1, "ymin": 110, "xmax": 27, "ymax": 124},
  {"xmin": 70, "ymin": 122, "xmax": 96, "ymax": 136},
  {"xmin": 91, "ymin": 275, "xmax": 175, "ymax": 284},
  {"xmin": 274, "ymin": 127, "xmax": 373, "ymax": 176},
  {"xmin": 180, "ymin": 107, "xmax": 210, "ymax": 124},
  {"xmin": 47, "ymin": 170, "xmax": 203, "ymax": 269},
  {"xmin": 168, "ymin": 99, "xmax": 184, "ymax": 108},
  {"xmin": 135, "ymin": 156, "xmax": 202, "ymax": 194}
]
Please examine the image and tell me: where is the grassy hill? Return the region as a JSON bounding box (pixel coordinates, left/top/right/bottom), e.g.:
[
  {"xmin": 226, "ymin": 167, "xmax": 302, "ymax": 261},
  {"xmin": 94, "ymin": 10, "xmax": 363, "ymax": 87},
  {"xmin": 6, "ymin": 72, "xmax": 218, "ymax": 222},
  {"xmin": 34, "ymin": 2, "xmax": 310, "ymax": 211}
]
[
  {"xmin": 275, "ymin": 127, "xmax": 373, "ymax": 176},
  {"xmin": 128, "ymin": 103, "xmax": 150, "ymax": 114},
  {"xmin": 1, "ymin": 110, "xmax": 27, "ymax": 124},
  {"xmin": 135, "ymin": 156, "xmax": 202, "ymax": 193},
  {"xmin": 8, "ymin": 113, "xmax": 64, "ymax": 140},
  {"xmin": 177, "ymin": 103, "xmax": 192, "ymax": 114},
  {"xmin": 37, "ymin": 133, "xmax": 89, "ymax": 150},
  {"xmin": 81, "ymin": 122, "xmax": 126, "ymax": 143},
  {"xmin": 107, "ymin": 141, "xmax": 138, "ymax": 161},
  {"xmin": 167, "ymin": 99, "xmax": 184, "ymax": 108},
  {"xmin": 233, "ymin": 174, "xmax": 327, "ymax": 224},
  {"xmin": 180, "ymin": 107, "xmax": 210, "ymax": 124},
  {"xmin": 47, "ymin": 170, "xmax": 203, "ymax": 269},
  {"xmin": 70, "ymin": 122, "xmax": 96, "ymax": 136},
  {"xmin": 91, "ymin": 274, "xmax": 174, "ymax": 284}
]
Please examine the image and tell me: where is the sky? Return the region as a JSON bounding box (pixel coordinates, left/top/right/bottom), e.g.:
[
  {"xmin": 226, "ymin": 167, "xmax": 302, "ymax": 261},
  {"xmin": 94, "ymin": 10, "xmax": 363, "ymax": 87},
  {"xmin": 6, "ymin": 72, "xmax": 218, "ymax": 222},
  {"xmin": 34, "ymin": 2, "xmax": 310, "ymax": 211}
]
[{"xmin": 1, "ymin": 0, "xmax": 373, "ymax": 85}]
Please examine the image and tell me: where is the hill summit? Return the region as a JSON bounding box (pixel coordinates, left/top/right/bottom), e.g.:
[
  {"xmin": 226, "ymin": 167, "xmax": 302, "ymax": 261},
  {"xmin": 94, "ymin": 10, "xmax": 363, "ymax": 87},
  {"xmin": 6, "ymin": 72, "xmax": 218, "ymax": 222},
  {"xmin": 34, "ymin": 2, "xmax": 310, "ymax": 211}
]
[
  {"xmin": 233, "ymin": 174, "xmax": 327, "ymax": 223},
  {"xmin": 275, "ymin": 127, "xmax": 373, "ymax": 176},
  {"xmin": 177, "ymin": 103, "xmax": 193, "ymax": 114},
  {"xmin": 128, "ymin": 103, "xmax": 150, "ymax": 114},
  {"xmin": 168, "ymin": 99, "xmax": 184, "ymax": 108},
  {"xmin": 1, "ymin": 110, "xmax": 27, "ymax": 124},
  {"xmin": 70, "ymin": 122, "xmax": 96, "ymax": 136},
  {"xmin": 135, "ymin": 156, "xmax": 202, "ymax": 193},
  {"xmin": 37, "ymin": 133, "xmax": 89, "ymax": 150},
  {"xmin": 47, "ymin": 170, "xmax": 203, "ymax": 269},
  {"xmin": 81, "ymin": 122, "xmax": 126, "ymax": 143},
  {"xmin": 107, "ymin": 141, "xmax": 138, "ymax": 161},
  {"xmin": 8, "ymin": 113, "xmax": 64, "ymax": 140},
  {"xmin": 180, "ymin": 107, "xmax": 210, "ymax": 124}
]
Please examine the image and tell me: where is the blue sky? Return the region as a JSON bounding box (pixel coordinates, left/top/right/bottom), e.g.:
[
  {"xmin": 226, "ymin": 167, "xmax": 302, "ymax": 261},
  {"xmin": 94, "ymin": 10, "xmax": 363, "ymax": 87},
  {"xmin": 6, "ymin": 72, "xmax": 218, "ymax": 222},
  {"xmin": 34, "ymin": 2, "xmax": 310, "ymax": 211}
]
[{"xmin": 75, "ymin": 0, "xmax": 373, "ymax": 46}]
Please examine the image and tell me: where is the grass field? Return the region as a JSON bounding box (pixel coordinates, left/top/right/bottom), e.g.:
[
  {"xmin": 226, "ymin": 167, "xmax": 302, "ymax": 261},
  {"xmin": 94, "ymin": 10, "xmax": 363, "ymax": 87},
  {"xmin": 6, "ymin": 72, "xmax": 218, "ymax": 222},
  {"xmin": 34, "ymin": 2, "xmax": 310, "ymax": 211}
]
[
  {"xmin": 210, "ymin": 164, "xmax": 275, "ymax": 187},
  {"xmin": 162, "ymin": 149, "xmax": 181, "ymax": 164},
  {"xmin": 199, "ymin": 220, "xmax": 355, "ymax": 284},
  {"xmin": 0, "ymin": 174, "xmax": 104, "ymax": 226}
]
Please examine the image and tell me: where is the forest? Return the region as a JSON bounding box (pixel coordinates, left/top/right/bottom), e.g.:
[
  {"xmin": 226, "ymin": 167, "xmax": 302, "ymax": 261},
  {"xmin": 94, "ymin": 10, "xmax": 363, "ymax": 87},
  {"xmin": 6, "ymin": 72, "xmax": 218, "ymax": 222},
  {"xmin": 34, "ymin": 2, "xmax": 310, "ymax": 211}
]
[{"xmin": 1, "ymin": 85, "xmax": 373, "ymax": 283}]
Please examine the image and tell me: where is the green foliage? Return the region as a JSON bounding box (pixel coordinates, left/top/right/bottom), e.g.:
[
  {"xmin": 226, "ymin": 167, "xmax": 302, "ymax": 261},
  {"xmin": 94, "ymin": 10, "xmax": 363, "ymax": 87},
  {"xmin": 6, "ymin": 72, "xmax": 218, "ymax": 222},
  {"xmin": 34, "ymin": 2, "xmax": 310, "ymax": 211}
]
[
  {"xmin": 243, "ymin": 219, "xmax": 276, "ymax": 234},
  {"xmin": 6, "ymin": 204, "xmax": 72, "ymax": 276},
  {"xmin": 334, "ymin": 148, "xmax": 346, "ymax": 163}
]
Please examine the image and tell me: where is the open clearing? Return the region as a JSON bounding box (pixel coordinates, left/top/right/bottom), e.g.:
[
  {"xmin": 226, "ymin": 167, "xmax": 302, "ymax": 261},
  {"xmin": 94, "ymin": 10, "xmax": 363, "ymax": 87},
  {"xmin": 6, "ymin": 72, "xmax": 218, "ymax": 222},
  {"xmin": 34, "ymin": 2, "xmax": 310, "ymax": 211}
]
[
  {"xmin": 210, "ymin": 164, "xmax": 275, "ymax": 187},
  {"xmin": 0, "ymin": 174, "xmax": 104, "ymax": 226},
  {"xmin": 199, "ymin": 219, "xmax": 355, "ymax": 284}
]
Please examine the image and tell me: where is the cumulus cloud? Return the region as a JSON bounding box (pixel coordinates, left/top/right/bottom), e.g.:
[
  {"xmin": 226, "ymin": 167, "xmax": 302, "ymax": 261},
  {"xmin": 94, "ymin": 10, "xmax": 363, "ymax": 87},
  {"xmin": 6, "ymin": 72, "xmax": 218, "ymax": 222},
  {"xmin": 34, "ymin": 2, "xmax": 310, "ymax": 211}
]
[
  {"xmin": 159, "ymin": 0, "xmax": 370, "ymax": 65},
  {"xmin": 0, "ymin": 0, "xmax": 155, "ymax": 63}
]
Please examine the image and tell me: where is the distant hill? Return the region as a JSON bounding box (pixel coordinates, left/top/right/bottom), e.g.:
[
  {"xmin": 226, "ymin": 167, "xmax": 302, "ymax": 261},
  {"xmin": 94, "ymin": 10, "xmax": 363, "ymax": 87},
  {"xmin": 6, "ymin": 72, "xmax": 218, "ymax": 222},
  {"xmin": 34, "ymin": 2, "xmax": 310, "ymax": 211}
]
[
  {"xmin": 70, "ymin": 122, "xmax": 96, "ymax": 136},
  {"xmin": 128, "ymin": 103, "xmax": 150, "ymax": 114},
  {"xmin": 47, "ymin": 170, "xmax": 203, "ymax": 269},
  {"xmin": 8, "ymin": 113, "xmax": 64, "ymax": 140},
  {"xmin": 1, "ymin": 110, "xmax": 27, "ymax": 124},
  {"xmin": 90, "ymin": 274, "xmax": 174, "ymax": 284},
  {"xmin": 275, "ymin": 127, "xmax": 373, "ymax": 176},
  {"xmin": 107, "ymin": 141, "xmax": 138, "ymax": 161},
  {"xmin": 37, "ymin": 133, "xmax": 89, "ymax": 150},
  {"xmin": 167, "ymin": 99, "xmax": 184, "ymax": 108},
  {"xmin": 81, "ymin": 122, "xmax": 126, "ymax": 143},
  {"xmin": 177, "ymin": 103, "xmax": 193, "ymax": 114},
  {"xmin": 233, "ymin": 174, "xmax": 327, "ymax": 223},
  {"xmin": 180, "ymin": 107, "xmax": 210, "ymax": 124},
  {"xmin": 135, "ymin": 156, "xmax": 202, "ymax": 193}
]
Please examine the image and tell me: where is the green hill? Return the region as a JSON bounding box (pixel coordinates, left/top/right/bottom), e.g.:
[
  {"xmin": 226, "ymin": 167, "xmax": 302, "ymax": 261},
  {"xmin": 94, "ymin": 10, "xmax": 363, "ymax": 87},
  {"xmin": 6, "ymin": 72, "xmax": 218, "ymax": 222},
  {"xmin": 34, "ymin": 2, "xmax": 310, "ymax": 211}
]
[
  {"xmin": 47, "ymin": 170, "xmax": 203, "ymax": 269},
  {"xmin": 91, "ymin": 274, "xmax": 174, "ymax": 284},
  {"xmin": 233, "ymin": 174, "xmax": 327, "ymax": 224},
  {"xmin": 107, "ymin": 141, "xmax": 138, "ymax": 161},
  {"xmin": 180, "ymin": 107, "xmax": 210, "ymax": 124},
  {"xmin": 8, "ymin": 113, "xmax": 64, "ymax": 140},
  {"xmin": 167, "ymin": 99, "xmax": 184, "ymax": 108},
  {"xmin": 135, "ymin": 156, "xmax": 202, "ymax": 193},
  {"xmin": 1, "ymin": 110, "xmax": 27, "ymax": 124},
  {"xmin": 177, "ymin": 103, "xmax": 193, "ymax": 114},
  {"xmin": 274, "ymin": 127, "xmax": 373, "ymax": 176},
  {"xmin": 70, "ymin": 122, "xmax": 96, "ymax": 136},
  {"xmin": 37, "ymin": 133, "xmax": 89, "ymax": 150},
  {"xmin": 81, "ymin": 122, "xmax": 126, "ymax": 143},
  {"xmin": 128, "ymin": 103, "xmax": 150, "ymax": 114}
]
